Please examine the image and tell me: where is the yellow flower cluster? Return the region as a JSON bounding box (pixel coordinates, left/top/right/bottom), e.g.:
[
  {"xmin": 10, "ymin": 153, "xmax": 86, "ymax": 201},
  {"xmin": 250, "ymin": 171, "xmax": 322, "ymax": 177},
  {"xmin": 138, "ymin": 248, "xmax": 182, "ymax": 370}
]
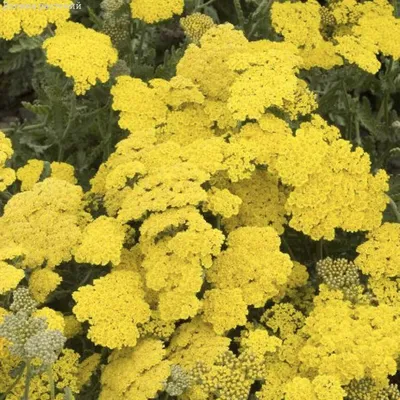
[
  {"xmin": 0, "ymin": 261, "xmax": 24, "ymax": 295},
  {"xmin": 0, "ymin": 131, "xmax": 16, "ymax": 192},
  {"xmin": 29, "ymin": 268, "xmax": 62, "ymax": 303},
  {"xmin": 130, "ymin": 0, "xmax": 184, "ymax": 23},
  {"xmin": 1, "ymin": 5, "xmax": 399, "ymax": 399},
  {"xmin": 207, "ymin": 227, "xmax": 293, "ymax": 308},
  {"xmin": 0, "ymin": 0, "xmax": 71, "ymax": 40},
  {"xmin": 202, "ymin": 187, "xmax": 242, "ymax": 219},
  {"xmin": 0, "ymin": 178, "xmax": 88, "ymax": 268},
  {"xmin": 221, "ymin": 169, "xmax": 287, "ymax": 234},
  {"xmin": 271, "ymin": 0, "xmax": 400, "ymax": 74},
  {"xmin": 73, "ymin": 270, "xmax": 150, "ymax": 348},
  {"xmin": 242, "ymin": 115, "xmax": 389, "ymax": 240},
  {"xmin": 285, "ymin": 375, "xmax": 346, "ymax": 400},
  {"xmin": 355, "ymin": 223, "xmax": 400, "ymax": 279},
  {"xmin": 43, "ymin": 22, "xmax": 118, "ymax": 95},
  {"xmin": 181, "ymin": 13, "xmax": 215, "ymax": 44},
  {"xmin": 17, "ymin": 159, "xmax": 76, "ymax": 191},
  {"xmin": 299, "ymin": 287, "xmax": 400, "ymax": 385},
  {"xmin": 74, "ymin": 216, "xmax": 127, "ymax": 266},
  {"xmin": 100, "ymin": 338, "xmax": 170, "ymax": 399}
]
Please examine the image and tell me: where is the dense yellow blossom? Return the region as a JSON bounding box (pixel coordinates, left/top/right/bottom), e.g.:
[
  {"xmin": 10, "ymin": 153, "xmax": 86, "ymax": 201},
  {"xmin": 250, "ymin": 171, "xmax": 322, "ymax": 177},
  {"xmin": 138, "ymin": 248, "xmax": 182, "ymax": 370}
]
[
  {"xmin": 0, "ymin": 178, "xmax": 88, "ymax": 268},
  {"xmin": 202, "ymin": 187, "xmax": 242, "ymax": 218},
  {"xmin": 202, "ymin": 288, "xmax": 248, "ymax": 334},
  {"xmin": 130, "ymin": 0, "xmax": 183, "ymax": 23},
  {"xmin": 64, "ymin": 315, "xmax": 82, "ymax": 338},
  {"xmin": 100, "ymin": 338, "xmax": 170, "ymax": 399},
  {"xmin": 34, "ymin": 307, "xmax": 65, "ymax": 333},
  {"xmin": 284, "ymin": 375, "xmax": 345, "ymax": 400},
  {"xmin": 299, "ymin": 287, "xmax": 400, "ymax": 385},
  {"xmin": 16, "ymin": 159, "xmax": 45, "ymax": 191},
  {"xmin": 251, "ymin": 116, "xmax": 389, "ymax": 240},
  {"xmin": 240, "ymin": 328, "xmax": 282, "ymax": 357},
  {"xmin": 181, "ymin": 13, "xmax": 215, "ymax": 44},
  {"xmin": 43, "ymin": 22, "xmax": 118, "ymax": 95},
  {"xmin": 139, "ymin": 207, "xmax": 224, "ymax": 321},
  {"xmin": 227, "ymin": 40, "xmax": 317, "ymax": 120},
  {"xmin": 50, "ymin": 161, "xmax": 77, "ymax": 184},
  {"xmin": 74, "ymin": 216, "xmax": 127, "ymax": 266},
  {"xmin": 221, "ymin": 169, "xmax": 287, "ymax": 234},
  {"xmin": 207, "ymin": 227, "xmax": 293, "ymax": 307},
  {"xmin": 0, "ymin": 0, "xmax": 71, "ymax": 40},
  {"xmin": 73, "ymin": 270, "xmax": 150, "ymax": 348},
  {"xmin": 355, "ymin": 223, "xmax": 400, "ymax": 279},
  {"xmin": 177, "ymin": 24, "xmax": 248, "ymax": 102},
  {"xmin": 111, "ymin": 75, "xmax": 205, "ymax": 137},
  {"xmin": 29, "ymin": 268, "xmax": 62, "ymax": 303},
  {"xmin": 0, "ymin": 261, "xmax": 24, "ymax": 294},
  {"xmin": 168, "ymin": 317, "xmax": 230, "ymax": 370},
  {"xmin": 0, "ymin": 131, "xmax": 16, "ymax": 191},
  {"xmin": 271, "ymin": 0, "xmax": 400, "ymax": 74},
  {"xmin": 17, "ymin": 160, "xmax": 77, "ymax": 191},
  {"xmin": 262, "ymin": 303, "xmax": 305, "ymax": 339}
]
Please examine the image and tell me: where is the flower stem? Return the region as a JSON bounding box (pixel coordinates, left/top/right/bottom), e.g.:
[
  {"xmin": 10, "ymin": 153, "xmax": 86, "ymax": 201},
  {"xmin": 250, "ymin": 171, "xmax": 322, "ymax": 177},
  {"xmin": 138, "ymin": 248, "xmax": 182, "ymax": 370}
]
[
  {"xmin": 48, "ymin": 365, "xmax": 55, "ymax": 400},
  {"xmin": 234, "ymin": 0, "xmax": 245, "ymax": 29},
  {"xmin": 388, "ymin": 196, "xmax": 400, "ymax": 222},
  {"xmin": 23, "ymin": 360, "xmax": 32, "ymax": 400}
]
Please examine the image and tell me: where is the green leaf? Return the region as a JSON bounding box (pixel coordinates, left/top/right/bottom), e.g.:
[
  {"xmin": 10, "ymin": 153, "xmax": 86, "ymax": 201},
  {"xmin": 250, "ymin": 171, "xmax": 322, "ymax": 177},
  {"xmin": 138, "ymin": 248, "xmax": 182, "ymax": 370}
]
[
  {"xmin": 356, "ymin": 96, "xmax": 377, "ymax": 136},
  {"xmin": 21, "ymin": 101, "xmax": 51, "ymax": 116},
  {"xmin": 9, "ymin": 36, "xmax": 43, "ymax": 53}
]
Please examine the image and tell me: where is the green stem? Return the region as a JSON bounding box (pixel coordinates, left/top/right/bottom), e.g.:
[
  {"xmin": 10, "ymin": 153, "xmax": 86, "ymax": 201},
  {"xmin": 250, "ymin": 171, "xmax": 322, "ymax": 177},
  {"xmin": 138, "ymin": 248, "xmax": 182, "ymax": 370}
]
[
  {"xmin": 0, "ymin": 364, "xmax": 26, "ymax": 400},
  {"xmin": 23, "ymin": 361, "xmax": 32, "ymax": 400},
  {"xmin": 388, "ymin": 196, "xmax": 400, "ymax": 222},
  {"xmin": 341, "ymin": 80, "xmax": 353, "ymax": 140},
  {"xmin": 317, "ymin": 240, "xmax": 324, "ymax": 261},
  {"xmin": 58, "ymin": 96, "xmax": 76, "ymax": 161},
  {"xmin": 48, "ymin": 365, "xmax": 55, "ymax": 400},
  {"xmin": 215, "ymin": 214, "xmax": 221, "ymax": 230},
  {"xmin": 234, "ymin": 0, "xmax": 245, "ymax": 29},
  {"xmin": 281, "ymin": 236, "xmax": 295, "ymax": 260},
  {"xmin": 195, "ymin": 0, "xmax": 218, "ymax": 10},
  {"xmin": 248, "ymin": 0, "xmax": 274, "ymax": 39},
  {"xmin": 136, "ymin": 22, "xmax": 147, "ymax": 64},
  {"xmin": 354, "ymin": 117, "xmax": 362, "ymax": 147}
]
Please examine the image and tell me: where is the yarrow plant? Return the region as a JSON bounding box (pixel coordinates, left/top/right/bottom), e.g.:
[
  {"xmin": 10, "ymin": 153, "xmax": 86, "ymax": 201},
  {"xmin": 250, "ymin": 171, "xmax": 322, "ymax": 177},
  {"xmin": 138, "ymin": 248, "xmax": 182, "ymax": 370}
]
[{"xmin": 0, "ymin": 0, "xmax": 400, "ymax": 399}]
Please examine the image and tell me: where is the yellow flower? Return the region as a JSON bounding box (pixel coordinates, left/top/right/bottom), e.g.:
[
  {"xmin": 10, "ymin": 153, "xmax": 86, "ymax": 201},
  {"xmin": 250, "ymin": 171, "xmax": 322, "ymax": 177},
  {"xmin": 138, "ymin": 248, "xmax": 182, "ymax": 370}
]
[
  {"xmin": 202, "ymin": 288, "xmax": 248, "ymax": 334},
  {"xmin": 100, "ymin": 338, "xmax": 170, "ymax": 400},
  {"xmin": 0, "ymin": 0, "xmax": 71, "ymax": 40},
  {"xmin": 181, "ymin": 13, "xmax": 215, "ymax": 44},
  {"xmin": 130, "ymin": 0, "xmax": 184, "ymax": 23},
  {"xmin": 43, "ymin": 22, "xmax": 118, "ymax": 95},
  {"xmin": 73, "ymin": 270, "xmax": 150, "ymax": 349},
  {"xmin": 34, "ymin": 307, "xmax": 65, "ymax": 333},
  {"xmin": 0, "ymin": 131, "xmax": 15, "ymax": 191},
  {"xmin": 0, "ymin": 178, "xmax": 88, "ymax": 268},
  {"xmin": 203, "ymin": 187, "xmax": 242, "ymax": 219},
  {"xmin": 74, "ymin": 216, "xmax": 127, "ymax": 266},
  {"xmin": 207, "ymin": 227, "xmax": 293, "ymax": 307},
  {"xmin": 355, "ymin": 223, "xmax": 400, "ymax": 279},
  {"xmin": 29, "ymin": 268, "xmax": 62, "ymax": 303},
  {"xmin": 0, "ymin": 261, "xmax": 24, "ymax": 294}
]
